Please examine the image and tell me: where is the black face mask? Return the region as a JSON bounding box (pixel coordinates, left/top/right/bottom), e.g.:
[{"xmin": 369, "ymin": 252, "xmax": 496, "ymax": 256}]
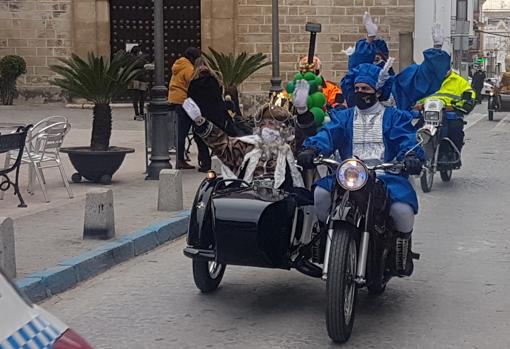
[{"xmin": 354, "ymin": 92, "xmax": 378, "ymax": 110}]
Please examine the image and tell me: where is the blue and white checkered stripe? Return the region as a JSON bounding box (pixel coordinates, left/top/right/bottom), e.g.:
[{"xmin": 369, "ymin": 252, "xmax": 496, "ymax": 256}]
[{"xmin": 0, "ymin": 316, "xmax": 62, "ymax": 349}]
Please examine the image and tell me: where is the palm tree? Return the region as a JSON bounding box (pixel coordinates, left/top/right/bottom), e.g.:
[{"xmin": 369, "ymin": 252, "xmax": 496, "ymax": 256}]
[
  {"xmin": 202, "ymin": 48, "xmax": 271, "ymax": 91},
  {"xmin": 50, "ymin": 52, "xmax": 142, "ymax": 151}
]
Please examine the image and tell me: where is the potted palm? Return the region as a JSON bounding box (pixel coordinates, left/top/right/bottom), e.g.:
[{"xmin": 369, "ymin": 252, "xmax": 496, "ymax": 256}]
[
  {"xmin": 203, "ymin": 48, "xmax": 271, "ymax": 112},
  {"xmin": 50, "ymin": 51, "xmax": 142, "ymax": 184}
]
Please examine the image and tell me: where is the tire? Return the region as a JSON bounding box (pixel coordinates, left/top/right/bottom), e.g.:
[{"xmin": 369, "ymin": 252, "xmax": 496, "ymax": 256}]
[
  {"xmin": 71, "ymin": 173, "xmax": 82, "ymax": 183},
  {"xmin": 99, "ymin": 174, "xmax": 112, "ymax": 185},
  {"xmin": 488, "ymin": 110, "xmax": 494, "ymax": 121},
  {"xmin": 326, "ymin": 223, "xmax": 358, "ymax": 343},
  {"xmin": 192, "ymin": 260, "xmax": 226, "ymax": 293},
  {"xmin": 440, "ymin": 170, "xmax": 452, "ymax": 182},
  {"xmin": 420, "ymin": 169, "xmax": 434, "ymax": 193}
]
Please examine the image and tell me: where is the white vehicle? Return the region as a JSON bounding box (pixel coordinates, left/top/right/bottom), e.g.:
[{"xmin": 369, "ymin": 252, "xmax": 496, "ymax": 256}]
[
  {"xmin": 0, "ymin": 270, "xmax": 93, "ymax": 349},
  {"xmin": 468, "ymin": 78, "xmax": 494, "ymax": 96}
]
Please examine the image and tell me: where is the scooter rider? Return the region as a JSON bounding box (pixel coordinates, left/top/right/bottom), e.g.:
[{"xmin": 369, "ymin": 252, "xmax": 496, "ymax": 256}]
[
  {"xmin": 419, "ymin": 70, "xmax": 475, "ymax": 154},
  {"xmin": 297, "ymin": 62, "xmax": 424, "ymax": 276},
  {"xmin": 181, "ymin": 80, "xmax": 316, "ymax": 190}
]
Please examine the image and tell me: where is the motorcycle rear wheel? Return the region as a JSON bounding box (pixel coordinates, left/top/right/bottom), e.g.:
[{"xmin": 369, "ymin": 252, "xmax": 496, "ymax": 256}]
[
  {"xmin": 326, "ymin": 223, "xmax": 358, "ymax": 343},
  {"xmin": 440, "ymin": 170, "xmax": 452, "ymax": 182},
  {"xmin": 420, "ymin": 168, "xmax": 434, "ymax": 193},
  {"xmin": 192, "ymin": 260, "xmax": 226, "ymax": 293}
]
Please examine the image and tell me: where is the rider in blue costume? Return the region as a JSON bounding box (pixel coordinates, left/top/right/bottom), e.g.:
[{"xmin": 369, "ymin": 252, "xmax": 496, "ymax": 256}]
[
  {"xmin": 298, "ymin": 61, "xmax": 425, "ymax": 276},
  {"xmin": 342, "ymin": 14, "xmax": 451, "ymax": 111}
]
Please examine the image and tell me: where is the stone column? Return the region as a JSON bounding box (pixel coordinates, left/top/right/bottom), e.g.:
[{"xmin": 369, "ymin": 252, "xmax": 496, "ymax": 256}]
[
  {"xmin": 72, "ymin": 0, "xmax": 110, "ymax": 57},
  {"xmin": 202, "ymin": 0, "xmax": 236, "ymax": 54}
]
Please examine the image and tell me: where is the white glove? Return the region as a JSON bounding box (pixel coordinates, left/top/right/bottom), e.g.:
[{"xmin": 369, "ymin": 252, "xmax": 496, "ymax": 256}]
[
  {"xmin": 293, "ymin": 79, "xmax": 310, "ymax": 114},
  {"xmin": 376, "ymin": 57, "xmax": 395, "ymax": 90},
  {"xmin": 342, "ymin": 46, "xmax": 355, "ymax": 57},
  {"xmin": 432, "ymin": 23, "xmax": 444, "ymax": 48},
  {"xmin": 182, "ymin": 98, "xmax": 202, "ymax": 122},
  {"xmin": 363, "ymin": 12, "xmax": 378, "ymax": 37}
]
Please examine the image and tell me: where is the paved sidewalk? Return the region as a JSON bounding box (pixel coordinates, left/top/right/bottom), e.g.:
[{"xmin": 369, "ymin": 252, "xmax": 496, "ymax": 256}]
[{"xmin": 0, "ymin": 103, "xmax": 205, "ymax": 279}]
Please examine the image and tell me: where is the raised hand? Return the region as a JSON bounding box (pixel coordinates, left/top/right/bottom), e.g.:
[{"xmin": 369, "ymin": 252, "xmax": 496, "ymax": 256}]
[
  {"xmin": 363, "ymin": 12, "xmax": 378, "ymax": 37},
  {"xmin": 293, "ymin": 79, "xmax": 310, "ymax": 114},
  {"xmin": 432, "ymin": 22, "xmax": 444, "ymax": 48}
]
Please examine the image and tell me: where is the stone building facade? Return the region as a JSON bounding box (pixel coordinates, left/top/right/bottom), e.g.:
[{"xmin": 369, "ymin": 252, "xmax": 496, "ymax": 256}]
[{"xmin": 0, "ymin": 0, "xmax": 415, "ymax": 104}]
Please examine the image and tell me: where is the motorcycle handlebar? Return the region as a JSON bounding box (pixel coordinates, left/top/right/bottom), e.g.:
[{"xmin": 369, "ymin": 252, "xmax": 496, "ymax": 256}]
[{"xmin": 313, "ymin": 156, "xmax": 404, "ymax": 172}]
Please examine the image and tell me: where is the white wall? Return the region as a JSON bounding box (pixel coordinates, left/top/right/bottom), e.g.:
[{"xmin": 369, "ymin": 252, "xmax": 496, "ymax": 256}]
[{"xmin": 414, "ymin": 0, "xmax": 453, "ymax": 63}]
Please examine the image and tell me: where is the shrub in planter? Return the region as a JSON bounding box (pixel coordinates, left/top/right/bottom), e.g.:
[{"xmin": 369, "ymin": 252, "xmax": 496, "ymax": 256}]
[
  {"xmin": 0, "ymin": 55, "xmax": 27, "ymax": 105},
  {"xmin": 48, "ymin": 51, "xmax": 142, "ymax": 183},
  {"xmin": 50, "ymin": 51, "xmax": 142, "ymax": 151}
]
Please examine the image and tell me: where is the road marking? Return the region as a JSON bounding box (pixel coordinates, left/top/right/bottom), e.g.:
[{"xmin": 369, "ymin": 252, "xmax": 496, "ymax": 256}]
[
  {"xmin": 491, "ymin": 114, "xmax": 510, "ymax": 132},
  {"xmin": 465, "ymin": 113, "xmax": 486, "ymax": 131}
]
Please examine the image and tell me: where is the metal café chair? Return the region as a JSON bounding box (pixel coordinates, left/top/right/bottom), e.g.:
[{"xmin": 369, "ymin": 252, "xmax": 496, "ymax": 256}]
[{"xmin": 2, "ymin": 117, "xmax": 73, "ymax": 203}]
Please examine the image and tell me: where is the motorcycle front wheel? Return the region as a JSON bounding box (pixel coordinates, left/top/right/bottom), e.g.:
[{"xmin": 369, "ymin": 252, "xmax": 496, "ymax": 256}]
[
  {"xmin": 440, "ymin": 170, "xmax": 452, "ymax": 182},
  {"xmin": 420, "ymin": 168, "xmax": 434, "ymax": 193},
  {"xmin": 326, "ymin": 223, "xmax": 358, "ymax": 343},
  {"xmin": 192, "ymin": 260, "xmax": 226, "ymax": 293}
]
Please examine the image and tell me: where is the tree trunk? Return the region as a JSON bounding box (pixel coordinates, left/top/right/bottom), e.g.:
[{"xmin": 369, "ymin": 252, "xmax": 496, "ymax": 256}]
[{"xmin": 90, "ymin": 104, "xmax": 112, "ymax": 151}]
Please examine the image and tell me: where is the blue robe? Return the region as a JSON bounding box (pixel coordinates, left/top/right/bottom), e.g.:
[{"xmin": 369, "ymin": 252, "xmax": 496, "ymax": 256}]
[
  {"xmin": 342, "ymin": 45, "xmax": 451, "ymax": 111},
  {"xmin": 303, "ymin": 106, "xmax": 425, "ymax": 214}
]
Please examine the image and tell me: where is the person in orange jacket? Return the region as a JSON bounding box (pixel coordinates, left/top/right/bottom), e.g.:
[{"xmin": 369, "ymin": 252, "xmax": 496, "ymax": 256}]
[
  {"xmin": 298, "ymin": 55, "xmax": 345, "ymax": 109},
  {"xmin": 168, "ymin": 47, "xmax": 202, "ymax": 170}
]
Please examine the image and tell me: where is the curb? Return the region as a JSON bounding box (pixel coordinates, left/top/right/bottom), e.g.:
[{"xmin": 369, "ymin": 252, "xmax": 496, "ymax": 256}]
[{"xmin": 16, "ymin": 210, "xmax": 190, "ymax": 303}]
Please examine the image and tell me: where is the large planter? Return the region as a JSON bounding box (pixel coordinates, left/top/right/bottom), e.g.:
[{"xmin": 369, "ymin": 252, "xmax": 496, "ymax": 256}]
[{"xmin": 61, "ymin": 146, "xmax": 135, "ymax": 184}]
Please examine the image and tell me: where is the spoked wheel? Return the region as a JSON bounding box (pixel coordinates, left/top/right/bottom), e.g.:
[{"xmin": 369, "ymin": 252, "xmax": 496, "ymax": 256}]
[
  {"xmin": 420, "ymin": 168, "xmax": 434, "ymax": 193},
  {"xmin": 192, "ymin": 260, "xmax": 226, "ymax": 293},
  {"xmin": 440, "ymin": 170, "xmax": 452, "ymax": 182},
  {"xmin": 326, "ymin": 223, "xmax": 358, "ymax": 343}
]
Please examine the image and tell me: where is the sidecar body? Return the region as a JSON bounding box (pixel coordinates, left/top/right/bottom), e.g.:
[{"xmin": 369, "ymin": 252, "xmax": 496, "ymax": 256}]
[{"xmin": 184, "ymin": 177, "xmax": 314, "ymax": 270}]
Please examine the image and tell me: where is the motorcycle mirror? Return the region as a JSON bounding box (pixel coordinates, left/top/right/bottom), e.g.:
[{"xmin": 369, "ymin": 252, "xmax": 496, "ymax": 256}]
[{"xmin": 417, "ymin": 128, "xmax": 432, "ymax": 145}]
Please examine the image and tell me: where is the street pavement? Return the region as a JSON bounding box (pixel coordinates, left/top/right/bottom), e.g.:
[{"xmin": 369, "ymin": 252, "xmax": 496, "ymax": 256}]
[
  {"xmin": 43, "ymin": 105, "xmax": 510, "ymax": 348},
  {"xmin": 0, "ymin": 104, "xmax": 205, "ymax": 278}
]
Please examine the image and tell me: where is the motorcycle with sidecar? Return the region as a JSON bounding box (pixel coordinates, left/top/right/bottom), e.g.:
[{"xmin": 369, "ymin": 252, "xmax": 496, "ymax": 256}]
[
  {"xmin": 183, "ymin": 153, "xmax": 421, "ymax": 343},
  {"xmin": 417, "ymin": 98, "xmax": 463, "ymax": 193}
]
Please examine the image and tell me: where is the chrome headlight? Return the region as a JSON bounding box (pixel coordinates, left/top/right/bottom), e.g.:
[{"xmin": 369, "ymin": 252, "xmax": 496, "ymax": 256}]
[
  {"xmin": 424, "ymin": 111, "xmax": 440, "ymax": 121},
  {"xmin": 336, "ymin": 159, "xmax": 369, "ymax": 191}
]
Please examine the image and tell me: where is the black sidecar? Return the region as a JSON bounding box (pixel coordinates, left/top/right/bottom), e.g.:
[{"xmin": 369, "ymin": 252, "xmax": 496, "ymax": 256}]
[{"xmin": 184, "ymin": 175, "xmax": 315, "ymax": 292}]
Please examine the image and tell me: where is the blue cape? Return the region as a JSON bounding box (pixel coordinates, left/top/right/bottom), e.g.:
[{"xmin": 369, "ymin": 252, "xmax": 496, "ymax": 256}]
[
  {"xmin": 342, "ymin": 41, "xmax": 451, "ymax": 110},
  {"xmin": 303, "ymin": 106, "xmax": 424, "ymax": 213}
]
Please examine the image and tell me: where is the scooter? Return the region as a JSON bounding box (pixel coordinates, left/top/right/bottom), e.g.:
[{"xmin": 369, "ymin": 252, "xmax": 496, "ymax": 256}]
[{"xmin": 417, "ymin": 99, "xmax": 462, "ymax": 193}]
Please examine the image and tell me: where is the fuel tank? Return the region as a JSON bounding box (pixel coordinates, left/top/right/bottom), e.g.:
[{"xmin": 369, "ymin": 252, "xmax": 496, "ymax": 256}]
[{"xmin": 212, "ymin": 188, "xmax": 297, "ymax": 269}]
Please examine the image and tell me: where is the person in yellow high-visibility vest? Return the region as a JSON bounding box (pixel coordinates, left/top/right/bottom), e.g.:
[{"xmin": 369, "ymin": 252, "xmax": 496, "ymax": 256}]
[{"xmin": 420, "ymin": 70, "xmax": 476, "ymax": 153}]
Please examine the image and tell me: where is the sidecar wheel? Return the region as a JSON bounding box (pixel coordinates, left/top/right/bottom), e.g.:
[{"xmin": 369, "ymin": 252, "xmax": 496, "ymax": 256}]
[
  {"xmin": 192, "ymin": 260, "xmax": 226, "ymax": 293},
  {"xmin": 420, "ymin": 168, "xmax": 434, "ymax": 193},
  {"xmin": 326, "ymin": 223, "xmax": 358, "ymax": 343},
  {"xmin": 440, "ymin": 170, "xmax": 452, "ymax": 182}
]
